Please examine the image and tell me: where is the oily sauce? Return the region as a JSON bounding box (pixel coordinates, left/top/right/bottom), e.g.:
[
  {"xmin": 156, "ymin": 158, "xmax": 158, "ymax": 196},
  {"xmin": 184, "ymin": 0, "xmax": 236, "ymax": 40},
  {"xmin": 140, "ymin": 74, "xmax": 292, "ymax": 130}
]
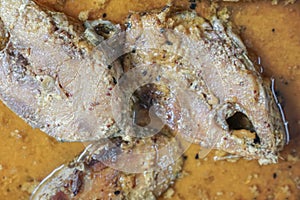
[{"xmin": 0, "ymin": 0, "xmax": 299, "ymax": 199}]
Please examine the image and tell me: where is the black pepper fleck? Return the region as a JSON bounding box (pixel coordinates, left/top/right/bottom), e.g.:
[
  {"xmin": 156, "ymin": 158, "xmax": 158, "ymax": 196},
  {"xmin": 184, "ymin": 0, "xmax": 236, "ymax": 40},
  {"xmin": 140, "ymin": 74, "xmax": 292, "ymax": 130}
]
[
  {"xmin": 166, "ymin": 40, "xmax": 173, "ymax": 45},
  {"xmin": 272, "ymin": 28, "xmax": 275, "ymax": 32},
  {"xmin": 195, "ymin": 153, "xmax": 199, "ymax": 159},
  {"xmin": 142, "ymin": 70, "xmax": 147, "ymax": 76},
  {"xmin": 161, "ymin": 5, "xmax": 170, "ymax": 12},
  {"xmin": 273, "ymin": 172, "xmax": 277, "ymax": 179},
  {"xmin": 114, "ymin": 190, "xmax": 121, "ymax": 195},
  {"xmin": 112, "ymin": 77, "xmax": 117, "ymax": 84},
  {"xmin": 125, "ymin": 22, "xmax": 132, "ymax": 29},
  {"xmin": 190, "ymin": 3, "xmax": 197, "ymax": 10},
  {"xmin": 102, "ymin": 13, "xmax": 107, "ymax": 18},
  {"xmin": 183, "ymin": 155, "xmax": 188, "ymax": 160}
]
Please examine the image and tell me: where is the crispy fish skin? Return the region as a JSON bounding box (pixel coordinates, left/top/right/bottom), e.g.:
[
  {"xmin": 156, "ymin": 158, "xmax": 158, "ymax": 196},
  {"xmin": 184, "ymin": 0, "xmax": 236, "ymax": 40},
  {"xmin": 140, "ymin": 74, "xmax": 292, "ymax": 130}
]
[
  {"xmin": 31, "ymin": 138, "xmax": 183, "ymax": 200},
  {"xmin": 125, "ymin": 9, "xmax": 286, "ymax": 164},
  {"xmin": 0, "ymin": 0, "xmax": 120, "ymax": 141}
]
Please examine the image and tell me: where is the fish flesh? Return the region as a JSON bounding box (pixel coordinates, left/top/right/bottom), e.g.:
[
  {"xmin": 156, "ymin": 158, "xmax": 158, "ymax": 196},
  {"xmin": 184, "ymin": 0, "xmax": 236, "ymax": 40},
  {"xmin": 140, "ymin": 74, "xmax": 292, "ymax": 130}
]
[
  {"xmin": 123, "ymin": 7, "xmax": 287, "ymax": 164},
  {"xmin": 31, "ymin": 136, "xmax": 183, "ymax": 200},
  {"xmin": 0, "ymin": 0, "xmax": 121, "ymax": 142}
]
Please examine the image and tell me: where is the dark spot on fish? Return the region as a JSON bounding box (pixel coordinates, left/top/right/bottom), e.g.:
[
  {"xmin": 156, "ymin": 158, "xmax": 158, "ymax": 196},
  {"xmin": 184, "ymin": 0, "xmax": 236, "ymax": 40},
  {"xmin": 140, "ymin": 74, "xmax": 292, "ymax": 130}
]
[
  {"xmin": 51, "ymin": 191, "xmax": 69, "ymax": 200},
  {"xmin": 152, "ymin": 137, "xmax": 157, "ymax": 143},
  {"xmin": 190, "ymin": 3, "xmax": 197, "ymax": 10},
  {"xmin": 125, "ymin": 22, "xmax": 132, "ymax": 29},
  {"xmin": 140, "ymin": 12, "xmax": 147, "ymax": 16},
  {"xmin": 94, "ymin": 24, "xmax": 111, "ymax": 35},
  {"xmin": 142, "ymin": 70, "xmax": 147, "ymax": 76},
  {"xmin": 253, "ymin": 133, "xmax": 261, "ymax": 144},
  {"xmin": 112, "ymin": 77, "xmax": 117, "ymax": 84},
  {"xmin": 166, "ymin": 40, "xmax": 173, "ymax": 45},
  {"xmin": 161, "ymin": 5, "xmax": 170, "ymax": 12},
  {"xmin": 71, "ymin": 169, "xmax": 83, "ymax": 196}
]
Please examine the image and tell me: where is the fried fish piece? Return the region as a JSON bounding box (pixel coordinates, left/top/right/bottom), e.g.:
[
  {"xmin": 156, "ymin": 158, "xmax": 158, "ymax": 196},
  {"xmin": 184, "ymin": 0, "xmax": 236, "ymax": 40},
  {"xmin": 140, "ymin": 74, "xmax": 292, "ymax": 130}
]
[
  {"xmin": 124, "ymin": 8, "xmax": 287, "ymax": 164},
  {"xmin": 0, "ymin": 0, "xmax": 121, "ymax": 141},
  {"xmin": 31, "ymin": 137, "xmax": 183, "ymax": 200}
]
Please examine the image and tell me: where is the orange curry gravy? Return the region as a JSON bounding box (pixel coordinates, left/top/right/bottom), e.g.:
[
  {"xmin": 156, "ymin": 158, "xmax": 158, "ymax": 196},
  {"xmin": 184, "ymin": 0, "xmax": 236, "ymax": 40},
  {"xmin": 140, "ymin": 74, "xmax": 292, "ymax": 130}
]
[{"xmin": 0, "ymin": 0, "xmax": 299, "ymax": 199}]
